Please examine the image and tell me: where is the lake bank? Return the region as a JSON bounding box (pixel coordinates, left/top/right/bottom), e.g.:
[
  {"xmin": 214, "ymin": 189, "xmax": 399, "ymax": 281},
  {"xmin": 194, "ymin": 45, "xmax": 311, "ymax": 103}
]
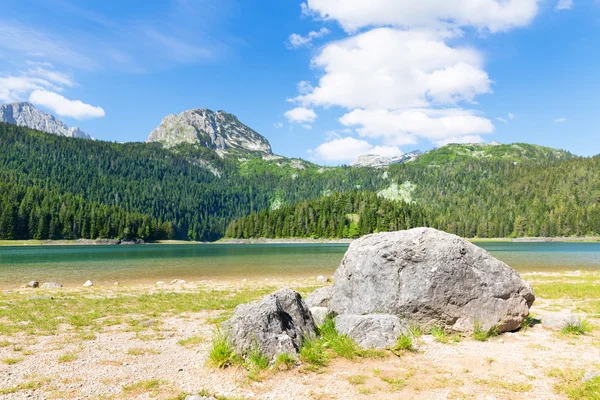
[
  {"xmin": 1, "ymin": 273, "xmax": 598, "ymax": 399},
  {"xmin": 1, "ymin": 235, "xmax": 599, "ymax": 246}
]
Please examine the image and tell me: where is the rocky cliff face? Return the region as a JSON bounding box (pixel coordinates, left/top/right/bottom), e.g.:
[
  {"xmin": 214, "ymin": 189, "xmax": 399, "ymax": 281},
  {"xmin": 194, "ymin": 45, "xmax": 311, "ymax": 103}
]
[
  {"xmin": 351, "ymin": 151, "xmax": 423, "ymax": 168},
  {"xmin": 0, "ymin": 102, "xmax": 93, "ymax": 140},
  {"xmin": 146, "ymin": 108, "xmax": 272, "ymax": 157}
]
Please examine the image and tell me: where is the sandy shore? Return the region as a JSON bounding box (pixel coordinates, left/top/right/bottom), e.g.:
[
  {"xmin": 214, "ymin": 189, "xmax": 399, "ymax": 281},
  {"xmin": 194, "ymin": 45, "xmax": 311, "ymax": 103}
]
[{"xmin": 0, "ymin": 273, "xmax": 599, "ymax": 399}]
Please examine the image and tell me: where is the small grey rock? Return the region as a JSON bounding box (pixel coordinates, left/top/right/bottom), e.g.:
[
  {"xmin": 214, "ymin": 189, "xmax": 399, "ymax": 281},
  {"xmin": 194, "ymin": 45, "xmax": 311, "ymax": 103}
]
[
  {"xmin": 83, "ymin": 280, "xmax": 93, "ymax": 287},
  {"xmin": 26, "ymin": 281, "xmax": 39, "ymax": 288},
  {"xmin": 171, "ymin": 279, "xmax": 186, "ymax": 284},
  {"xmin": 310, "ymin": 307, "xmax": 331, "ymax": 327},
  {"xmin": 539, "ymin": 312, "xmax": 579, "ymax": 331},
  {"xmin": 583, "ymin": 370, "xmax": 600, "ymax": 382},
  {"xmin": 156, "ymin": 281, "xmax": 165, "ymax": 285},
  {"xmin": 40, "ymin": 282, "xmax": 63, "ymax": 289},
  {"xmin": 223, "ymin": 288, "xmax": 317, "ymax": 361},
  {"xmin": 317, "ymin": 275, "xmax": 329, "ymax": 284},
  {"xmin": 305, "ymin": 286, "xmax": 333, "ymax": 308},
  {"xmin": 335, "ymin": 314, "xmax": 409, "ymax": 349}
]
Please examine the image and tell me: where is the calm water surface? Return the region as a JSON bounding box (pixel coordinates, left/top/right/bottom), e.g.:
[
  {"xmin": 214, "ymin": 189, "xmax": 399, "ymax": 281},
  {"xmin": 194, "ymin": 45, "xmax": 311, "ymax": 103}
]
[{"xmin": 0, "ymin": 242, "xmax": 599, "ymax": 288}]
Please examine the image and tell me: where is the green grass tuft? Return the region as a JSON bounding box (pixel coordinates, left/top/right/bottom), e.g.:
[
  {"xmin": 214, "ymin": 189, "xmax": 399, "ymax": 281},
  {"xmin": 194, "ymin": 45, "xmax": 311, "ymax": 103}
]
[
  {"xmin": 208, "ymin": 330, "xmax": 237, "ymax": 368},
  {"xmin": 274, "ymin": 353, "xmax": 296, "ymax": 370},
  {"xmin": 392, "ymin": 334, "xmax": 414, "ymax": 354},
  {"xmin": 561, "ymin": 319, "xmax": 592, "ymax": 336},
  {"xmin": 299, "ymin": 337, "xmax": 328, "ymax": 367}
]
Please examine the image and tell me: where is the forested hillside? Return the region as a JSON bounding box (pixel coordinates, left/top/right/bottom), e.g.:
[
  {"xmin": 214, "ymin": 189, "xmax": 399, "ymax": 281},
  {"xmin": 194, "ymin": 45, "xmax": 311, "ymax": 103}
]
[
  {"xmin": 1, "ymin": 122, "xmax": 598, "ymax": 241},
  {"xmin": 0, "ymin": 123, "xmax": 384, "ymax": 241},
  {"xmin": 228, "ymin": 154, "xmax": 600, "ymax": 239}
]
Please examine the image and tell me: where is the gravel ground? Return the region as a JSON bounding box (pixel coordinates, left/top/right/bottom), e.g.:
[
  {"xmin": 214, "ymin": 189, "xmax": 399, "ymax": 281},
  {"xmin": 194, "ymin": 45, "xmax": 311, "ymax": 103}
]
[{"xmin": 0, "ymin": 277, "xmax": 598, "ymax": 399}]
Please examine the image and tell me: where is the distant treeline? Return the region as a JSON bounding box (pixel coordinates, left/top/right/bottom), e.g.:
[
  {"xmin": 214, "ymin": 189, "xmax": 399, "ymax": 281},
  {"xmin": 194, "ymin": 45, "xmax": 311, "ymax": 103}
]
[
  {"xmin": 225, "ymin": 191, "xmax": 427, "ymax": 239},
  {"xmin": 0, "ymin": 180, "xmax": 173, "ymax": 240}
]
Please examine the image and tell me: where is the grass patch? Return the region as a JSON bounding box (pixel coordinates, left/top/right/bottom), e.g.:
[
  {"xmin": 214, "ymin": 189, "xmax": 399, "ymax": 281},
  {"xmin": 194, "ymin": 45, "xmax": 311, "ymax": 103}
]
[
  {"xmin": 535, "ymin": 282, "xmax": 600, "ymax": 300},
  {"xmin": 299, "ymin": 317, "xmax": 386, "ymax": 369},
  {"xmin": 122, "ymin": 379, "xmax": 165, "ymax": 396},
  {"xmin": 347, "ymin": 375, "xmax": 368, "ymax": 385},
  {"xmin": 0, "ymin": 287, "xmax": 275, "ymax": 336},
  {"xmin": 474, "ymin": 377, "xmax": 532, "ymax": 393},
  {"xmin": 561, "ymin": 319, "xmax": 592, "ymax": 336},
  {"xmin": 547, "ymin": 368, "xmax": 600, "ymax": 399},
  {"xmin": 208, "ymin": 329, "xmax": 237, "ymax": 368},
  {"xmin": 177, "ymin": 335, "xmax": 205, "ymax": 348},
  {"xmin": 274, "ymin": 353, "xmax": 296, "ymax": 370},
  {"xmin": 245, "ymin": 345, "xmax": 270, "ymax": 380},
  {"xmin": 381, "ymin": 376, "xmax": 406, "ymax": 391},
  {"xmin": 0, "ymin": 376, "xmax": 51, "ymax": 395},
  {"xmin": 58, "ymin": 352, "xmax": 78, "ymax": 363},
  {"xmin": 299, "ymin": 337, "xmax": 328, "ymax": 368},
  {"xmin": 1, "ymin": 357, "xmax": 23, "ymax": 365},
  {"xmin": 473, "ymin": 324, "xmax": 499, "ymax": 342},
  {"xmin": 392, "ymin": 334, "xmax": 415, "ymax": 354},
  {"xmin": 429, "ymin": 325, "xmax": 462, "ymax": 344}
]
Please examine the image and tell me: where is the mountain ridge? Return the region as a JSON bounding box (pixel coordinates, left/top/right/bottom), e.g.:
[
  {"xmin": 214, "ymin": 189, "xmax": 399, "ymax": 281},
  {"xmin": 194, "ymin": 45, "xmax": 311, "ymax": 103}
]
[
  {"xmin": 146, "ymin": 108, "xmax": 272, "ymax": 158},
  {"xmin": 0, "ymin": 102, "xmax": 93, "ymax": 140}
]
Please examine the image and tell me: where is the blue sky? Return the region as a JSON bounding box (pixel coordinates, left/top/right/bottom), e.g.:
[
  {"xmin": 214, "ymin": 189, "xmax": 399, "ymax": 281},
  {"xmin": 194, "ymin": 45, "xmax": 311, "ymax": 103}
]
[{"xmin": 1, "ymin": 0, "xmax": 599, "ymax": 164}]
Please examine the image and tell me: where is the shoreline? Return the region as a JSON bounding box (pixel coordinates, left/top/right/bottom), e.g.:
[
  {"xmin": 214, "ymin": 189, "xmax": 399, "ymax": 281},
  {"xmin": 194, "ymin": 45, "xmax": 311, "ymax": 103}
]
[{"xmin": 1, "ymin": 236, "xmax": 599, "ymax": 247}]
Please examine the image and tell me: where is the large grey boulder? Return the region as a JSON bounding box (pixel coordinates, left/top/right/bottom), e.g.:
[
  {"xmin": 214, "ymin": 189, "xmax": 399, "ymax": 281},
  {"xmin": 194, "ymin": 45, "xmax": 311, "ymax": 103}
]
[
  {"xmin": 305, "ymin": 286, "xmax": 333, "ymax": 308},
  {"xmin": 330, "ymin": 228, "xmax": 535, "ymax": 333},
  {"xmin": 222, "ymin": 289, "xmax": 317, "ymax": 361},
  {"xmin": 335, "ymin": 314, "xmax": 409, "ymax": 349}
]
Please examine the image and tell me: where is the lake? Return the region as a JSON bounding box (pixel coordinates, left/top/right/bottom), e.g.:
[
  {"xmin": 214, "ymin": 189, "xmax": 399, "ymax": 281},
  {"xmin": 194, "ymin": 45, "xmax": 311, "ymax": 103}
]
[{"xmin": 1, "ymin": 242, "xmax": 599, "ymax": 288}]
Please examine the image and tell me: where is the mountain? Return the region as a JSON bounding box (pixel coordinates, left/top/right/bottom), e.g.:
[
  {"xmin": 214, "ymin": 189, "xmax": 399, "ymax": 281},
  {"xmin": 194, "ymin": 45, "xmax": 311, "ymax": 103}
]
[
  {"xmin": 413, "ymin": 142, "xmax": 573, "ymax": 165},
  {"xmin": 147, "ymin": 108, "xmax": 272, "ymax": 157},
  {"xmin": 0, "ymin": 102, "xmax": 93, "ymax": 140},
  {"xmin": 351, "ymin": 151, "xmax": 423, "ymax": 168}
]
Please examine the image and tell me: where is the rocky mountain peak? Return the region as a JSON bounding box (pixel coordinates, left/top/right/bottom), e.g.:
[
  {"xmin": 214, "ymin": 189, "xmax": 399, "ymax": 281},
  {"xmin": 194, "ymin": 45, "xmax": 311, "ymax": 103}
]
[
  {"xmin": 146, "ymin": 108, "xmax": 272, "ymax": 157},
  {"xmin": 351, "ymin": 151, "xmax": 423, "ymax": 168},
  {"xmin": 0, "ymin": 102, "xmax": 93, "ymax": 140}
]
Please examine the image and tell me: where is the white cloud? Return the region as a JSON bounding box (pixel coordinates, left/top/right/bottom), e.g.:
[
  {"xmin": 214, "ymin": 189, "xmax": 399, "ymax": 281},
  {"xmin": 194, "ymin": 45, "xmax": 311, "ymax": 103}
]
[
  {"xmin": 553, "ymin": 118, "xmax": 566, "ymax": 123},
  {"xmin": 303, "ymin": 0, "xmax": 539, "ymax": 33},
  {"xmin": 284, "ymin": 107, "xmax": 318, "ymax": 123},
  {"xmin": 339, "ymin": 108, "xmax": 494, "ymax": 146},
  {"xmin": 312, "ymin": 137, "xmax": 402, "ymax": 162},
  {"xmin": 27, "ymin": 67, "xmax": 74, "ymax": 87},
  {"xmin": 273, "ymin": 122, "xmax": 284, "ymax": 129},
  {"xmin": 287, "ymin": 27, "xmax": 330, "ymax": 49},
  {"xmin": 556, "ymin": 0, "xmax": 574, "ymax": 10},
  {"xmin": 0, "ymin": 75, "xmax": 47, "ymax": 103},
  {"xmin": 29, "ymin": 90, "xmax": 105, "ymax": 119},
  {"xmin": 293, "ymin": 28, "xmax": 491, "ymax": 110},
  {"xmin": 508, "ymin": 112, "xmax": 515, "ymax": 120},
  {"xmin": 497, "ymin": 117, "xmax": 509, "ymax": 124}
]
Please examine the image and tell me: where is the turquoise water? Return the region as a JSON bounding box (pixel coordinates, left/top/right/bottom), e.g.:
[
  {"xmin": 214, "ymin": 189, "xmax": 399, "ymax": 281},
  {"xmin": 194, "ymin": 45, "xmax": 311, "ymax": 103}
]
[{"xmin": 0, "ymin": 242, "xmax": 599, "ymax": 288}]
